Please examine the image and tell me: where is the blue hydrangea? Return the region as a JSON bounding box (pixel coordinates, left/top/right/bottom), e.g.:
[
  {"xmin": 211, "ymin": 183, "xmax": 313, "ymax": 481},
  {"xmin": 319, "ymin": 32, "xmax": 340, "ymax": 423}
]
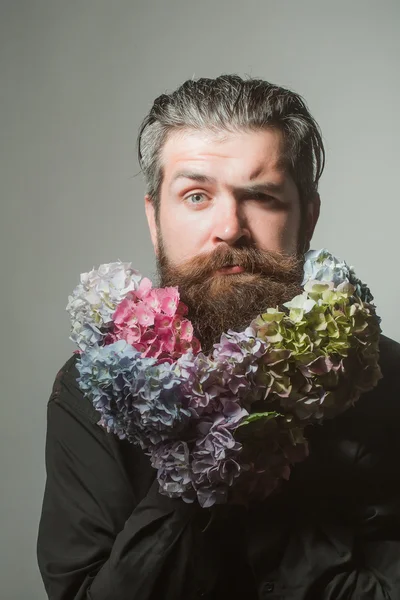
[{"xmin": 77, "ymin": 340, "xmax": 190, "ymax": 448}]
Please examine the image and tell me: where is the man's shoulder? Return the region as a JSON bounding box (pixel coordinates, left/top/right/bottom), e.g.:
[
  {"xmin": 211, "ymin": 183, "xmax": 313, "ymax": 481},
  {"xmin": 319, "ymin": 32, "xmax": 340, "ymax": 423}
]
[
  {"xmin": 347, "ymin": 333, "xmax": 400, "ymax": 419},
  {"xmin": 378, "ymin": 332, "xmax": 400, "ymax": 380},
  {"xmin": 47, "ymin": 354, "xmax": 157, "ymax": 505},
  {"xmin": 292, "ymin": 334, "xmax": 400, "ymax": 493},
  {"xmin": 373, "ymin": 332, "xmax": 400, "ymax": 404},
  {"xmin": 49, "ymin": 353, "xmax": 100, "ymax": 425}
]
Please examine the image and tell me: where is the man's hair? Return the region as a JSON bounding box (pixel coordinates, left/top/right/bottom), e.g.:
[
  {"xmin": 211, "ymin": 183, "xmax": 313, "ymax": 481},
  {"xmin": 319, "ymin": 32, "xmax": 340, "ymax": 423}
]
[{"xmin": 137, "ymin": 74, "xmax": 325, "ymax": 219}]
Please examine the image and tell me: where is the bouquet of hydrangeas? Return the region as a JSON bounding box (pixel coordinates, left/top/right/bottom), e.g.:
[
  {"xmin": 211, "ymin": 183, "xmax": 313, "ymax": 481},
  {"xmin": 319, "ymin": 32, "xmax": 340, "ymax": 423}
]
[{"xmin": 67, "ymin": 249, "xmax": 382, "ymax": 508}]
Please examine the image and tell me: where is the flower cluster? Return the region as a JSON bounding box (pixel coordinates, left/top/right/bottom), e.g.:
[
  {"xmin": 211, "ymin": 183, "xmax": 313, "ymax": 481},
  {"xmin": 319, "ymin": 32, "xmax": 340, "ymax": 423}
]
[
  {"xmin": 77, "ymin": 340, "xmax": 192, "ymax": 449},
  {"xmin": 109, "ymin": 277, "xmax": 201, "ymax": 360},
  {"xmin": 249, "ymin": 278, "xmax": 382, "ymax": 423},
  {"xmin": 68, "ymin": 249, "xmax": 382, "ymax": 507},
  {"xmin": 66, "ymin": 262, "xmax": 141, "ymax": 351},
  {"xmin": 302, "ymin": 248, "xmax": 375, "ymax": 304}
]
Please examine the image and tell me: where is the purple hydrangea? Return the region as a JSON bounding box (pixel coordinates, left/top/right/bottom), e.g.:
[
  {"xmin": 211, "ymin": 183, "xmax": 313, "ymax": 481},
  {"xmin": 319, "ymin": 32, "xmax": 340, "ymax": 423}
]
[
  {"xmin": 190, "ymin": 399, "xmax": 249, "ymax": 507},
  {"xmin": 212, "ymin": 327, "xmax": 269, "ymax": 398},
  {"xmin": 175, "ymin": 351, "xmax": 222, "ymax": 414},
  {"xmin": 150, "ymin": 440, "xmax": 195, "ymax": 501}
]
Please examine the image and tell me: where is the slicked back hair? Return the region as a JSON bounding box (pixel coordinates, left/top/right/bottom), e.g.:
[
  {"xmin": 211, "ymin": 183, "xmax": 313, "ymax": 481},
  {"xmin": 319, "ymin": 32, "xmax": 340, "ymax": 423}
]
[{"xmin": 137, "ymin": 74, "xmax": 325, "ymax": 223}]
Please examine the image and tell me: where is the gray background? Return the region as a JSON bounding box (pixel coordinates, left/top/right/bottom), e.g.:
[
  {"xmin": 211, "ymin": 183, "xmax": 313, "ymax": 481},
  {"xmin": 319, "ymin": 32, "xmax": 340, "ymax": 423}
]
[{"xmin": 1, "ymin": 1, "xmax": 399, "ymax": 598}]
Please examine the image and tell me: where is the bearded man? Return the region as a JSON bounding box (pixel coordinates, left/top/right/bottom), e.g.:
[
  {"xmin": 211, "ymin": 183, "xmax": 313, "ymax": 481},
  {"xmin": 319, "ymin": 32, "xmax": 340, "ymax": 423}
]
[{"xmin": 37, "ymin": 75, "xmax": 400, "ymax": 600}]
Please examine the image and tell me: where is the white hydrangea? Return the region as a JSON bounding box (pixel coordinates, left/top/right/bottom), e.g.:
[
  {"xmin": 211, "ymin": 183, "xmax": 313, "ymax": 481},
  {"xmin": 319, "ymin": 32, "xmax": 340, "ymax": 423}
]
[
  {"xmin": 302, "ymin": 249, "xmax": 374, "ymax": 304},
  {"xmin": 283, "ymin": 292, "xmax": 316, "ymax": 314},
  {"xmin": 66, "ymin": 261, "xmax": 142, "ymax": 351},
  {"xmin": 302, "ymin": 249, "xmax": 351, "ymax": 287}
]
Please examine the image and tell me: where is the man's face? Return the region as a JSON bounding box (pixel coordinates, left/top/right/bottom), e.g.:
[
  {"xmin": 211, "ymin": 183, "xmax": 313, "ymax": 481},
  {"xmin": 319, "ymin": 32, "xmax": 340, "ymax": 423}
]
[
  {"xmin": 147, "ymin": 127, "xmax": 307, "ymax": 261},
  {"xmin": 145, "ymin": 127, "xmax": 320, "ymax": 351}
]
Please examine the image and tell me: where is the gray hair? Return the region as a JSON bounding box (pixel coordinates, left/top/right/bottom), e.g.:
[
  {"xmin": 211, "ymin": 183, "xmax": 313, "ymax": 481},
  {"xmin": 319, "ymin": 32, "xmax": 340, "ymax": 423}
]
[{"xmin": 137, "ymin": 74, "xmax": 325, "ymax": 218}]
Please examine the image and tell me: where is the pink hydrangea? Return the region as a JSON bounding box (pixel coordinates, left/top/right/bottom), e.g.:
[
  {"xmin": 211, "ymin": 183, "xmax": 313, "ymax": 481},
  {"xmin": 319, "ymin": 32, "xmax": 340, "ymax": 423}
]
[{"xmin": 110, "ymin": 278, "xmax": 200, "ymax": 361}]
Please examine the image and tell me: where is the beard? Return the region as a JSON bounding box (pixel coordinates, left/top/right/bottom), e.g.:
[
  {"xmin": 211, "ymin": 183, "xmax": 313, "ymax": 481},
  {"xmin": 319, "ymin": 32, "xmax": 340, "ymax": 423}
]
[{"xmin": 157, "ymin": 239, "xmax": 305, "ymax": 354}]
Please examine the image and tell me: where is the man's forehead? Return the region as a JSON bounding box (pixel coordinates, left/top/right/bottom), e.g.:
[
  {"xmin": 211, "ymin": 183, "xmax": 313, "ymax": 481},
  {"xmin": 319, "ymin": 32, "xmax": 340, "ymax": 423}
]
[{"xmin": 160, "ymin": 127, "xmax": 288, "ymax": 180}]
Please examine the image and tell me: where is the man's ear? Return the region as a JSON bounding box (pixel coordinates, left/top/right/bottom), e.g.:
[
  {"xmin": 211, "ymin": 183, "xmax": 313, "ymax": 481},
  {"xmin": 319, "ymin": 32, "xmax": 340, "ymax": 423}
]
[
  {"xmin": 145, "ymin": 194, "xmax": 159, "ymax": 256},
  {"xmin": 303, "ymin": 193, "xmax": 321, "ymax": 251}
]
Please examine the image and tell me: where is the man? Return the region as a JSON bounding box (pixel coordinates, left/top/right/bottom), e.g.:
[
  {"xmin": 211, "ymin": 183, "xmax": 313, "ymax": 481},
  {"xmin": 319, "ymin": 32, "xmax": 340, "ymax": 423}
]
[{"xmin": 37, "ymin": 75, "xmax": 400, "ymax": 599}]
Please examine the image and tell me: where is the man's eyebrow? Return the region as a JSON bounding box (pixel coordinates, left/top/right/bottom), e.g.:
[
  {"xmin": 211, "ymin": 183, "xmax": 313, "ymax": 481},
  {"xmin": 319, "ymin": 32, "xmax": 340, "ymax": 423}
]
[
  {"xmin": 170, "ymin": 171, "xmax": 285, "ymax": 195},
  {"xmin": 170, "ymin": 171, "xmax": 217, "ymax": 186},
  {"xmin": 238, "ymin": 182, "xmax": 285, "ymax": 196}
]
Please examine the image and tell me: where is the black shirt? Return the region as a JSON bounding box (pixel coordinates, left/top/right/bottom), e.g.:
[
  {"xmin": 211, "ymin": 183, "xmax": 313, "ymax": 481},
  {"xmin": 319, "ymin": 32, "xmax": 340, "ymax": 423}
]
[{"xmin": 37, "ymin": 334, "xmax": 400, "ymax": 599}]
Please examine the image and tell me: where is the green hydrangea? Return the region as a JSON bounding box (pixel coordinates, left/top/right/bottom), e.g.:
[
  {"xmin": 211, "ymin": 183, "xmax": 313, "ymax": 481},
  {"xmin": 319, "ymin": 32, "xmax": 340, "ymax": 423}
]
[{"xmin": 251, "ymin": 278, "xmax": 382, "ymax": 422}]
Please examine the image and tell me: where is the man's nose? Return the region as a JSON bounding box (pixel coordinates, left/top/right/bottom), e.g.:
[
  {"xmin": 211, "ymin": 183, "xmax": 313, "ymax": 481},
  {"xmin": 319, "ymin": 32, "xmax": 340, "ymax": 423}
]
[{"xmin": 211, "ymin": 198, "xmax": 251, "ymax": 246}]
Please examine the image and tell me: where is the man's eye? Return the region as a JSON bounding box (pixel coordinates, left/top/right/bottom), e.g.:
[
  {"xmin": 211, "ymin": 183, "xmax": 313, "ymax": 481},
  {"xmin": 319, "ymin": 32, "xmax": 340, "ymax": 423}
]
[
  {"xmin": 251, "ymin": 192, "xmax": 274, "ymax": 202},
  {"xmin": 185, "ymin": 193, "xmax": 207, "ymax": 205}
]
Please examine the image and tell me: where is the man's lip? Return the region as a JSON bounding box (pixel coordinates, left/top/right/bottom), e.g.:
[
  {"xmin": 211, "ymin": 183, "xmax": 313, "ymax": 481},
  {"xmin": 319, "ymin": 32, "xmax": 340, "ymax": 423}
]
[{"xmin": 216, "ymin": 265, "xmax": 245, "ymax": 275}]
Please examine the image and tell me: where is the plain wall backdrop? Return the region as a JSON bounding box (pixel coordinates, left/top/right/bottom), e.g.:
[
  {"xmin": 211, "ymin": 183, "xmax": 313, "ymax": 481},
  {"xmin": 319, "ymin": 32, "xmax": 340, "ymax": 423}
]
[{"xmin": 1, "ymin": 1, "xmax": 399, "ymax": 598}]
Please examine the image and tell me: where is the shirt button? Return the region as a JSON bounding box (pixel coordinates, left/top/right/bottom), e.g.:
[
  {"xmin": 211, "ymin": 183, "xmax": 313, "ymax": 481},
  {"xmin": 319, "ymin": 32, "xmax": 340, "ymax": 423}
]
[{"xmin": 260, "ymin": 581, "xmax": 275, "ymax": 596}]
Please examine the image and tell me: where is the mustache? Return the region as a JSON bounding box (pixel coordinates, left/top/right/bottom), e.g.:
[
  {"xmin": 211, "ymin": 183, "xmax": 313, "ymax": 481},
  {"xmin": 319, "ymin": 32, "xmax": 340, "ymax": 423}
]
[{"xmin": 161, "ymin": 245, "xmax": 304, "ymax": 286}]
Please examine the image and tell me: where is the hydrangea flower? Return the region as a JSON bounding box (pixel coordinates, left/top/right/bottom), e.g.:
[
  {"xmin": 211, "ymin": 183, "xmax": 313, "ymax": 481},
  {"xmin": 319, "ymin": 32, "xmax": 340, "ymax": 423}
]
[
  {"xmin": 231, "ymin": 415, "xmax": 309, "ymax": 504},
  {"xmin": 191, "ymin": 409, "xmax": 245, "ymax": 507},
  {"xmin": 69, "ymin": 251, "xmax": 382, "ymax": 507},
  {"xmin": 175, "ymin": 351, "xmax": 222, "ymax": 414},
  {"xmin": 253, "ymin": 278, "xmax": 382, "ymax": 422},
  {"xmin": 212, "ymin": 328, "xmax": 268, "ymax": 395},
  {"xmin": 110, "ymin": 278, "xmax": 201, "ymax": 361},
  {"xmin": 77, "ymin": 340, "xmax": 191, "ymax": 448},
  {"xmin": 150, "ymin": 440, "xmax": 194, "ymax": 501},
  {"xmin": 302, "ymin": 248, "xmax": 374, "ymax": 304},
  {"xmin": 67, "ymin": 261, "xmax": 141, "ymax": 351}
]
